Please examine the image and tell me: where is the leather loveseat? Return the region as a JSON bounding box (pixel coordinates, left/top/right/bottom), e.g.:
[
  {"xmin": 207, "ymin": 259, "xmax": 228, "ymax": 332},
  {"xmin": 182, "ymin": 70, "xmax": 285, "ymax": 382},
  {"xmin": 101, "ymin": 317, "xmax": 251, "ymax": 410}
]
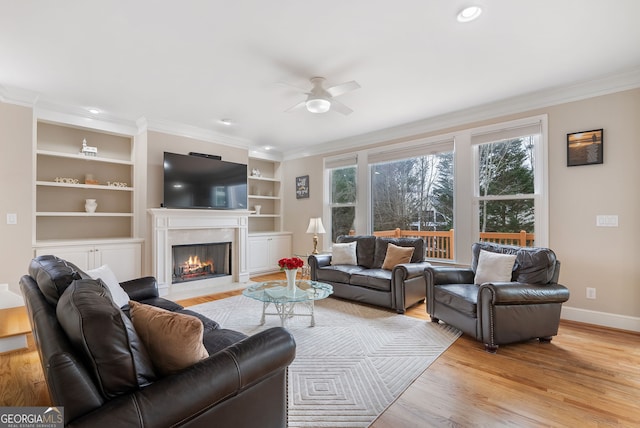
[
  {"xmin": 308, "ymin": 235, "xmax": 430, "ymax": 313},
  {"xmin": 425, "ymin": 242, "xmax": 570, "ymax": 352},
  {"xmin": 20, "ymin": 255, "xmax": 296, "ymax": 427}
]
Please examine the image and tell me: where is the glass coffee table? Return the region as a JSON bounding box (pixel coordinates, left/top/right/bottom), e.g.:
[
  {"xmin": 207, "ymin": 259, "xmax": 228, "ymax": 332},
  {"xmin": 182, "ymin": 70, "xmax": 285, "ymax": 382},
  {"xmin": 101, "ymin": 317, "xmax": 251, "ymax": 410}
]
[{"xmin": 243, "ymin": 280, "xmax": 333, "ymax": 327}]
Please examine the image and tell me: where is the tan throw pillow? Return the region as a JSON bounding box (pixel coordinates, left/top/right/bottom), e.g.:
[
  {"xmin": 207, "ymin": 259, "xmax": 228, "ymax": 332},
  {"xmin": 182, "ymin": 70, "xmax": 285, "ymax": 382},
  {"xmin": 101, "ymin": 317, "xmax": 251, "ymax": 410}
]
[
  {"xmin": 129, "ymin": 301, "xmax": 209, "ymax": 376},
  {"xmin": 474, "ymin": 249, "xmax": 517, "ymax": 285},
  {"xmin": 331, "ymin": 241, "xmax": 358, "ymax": 265},
  {"xmin": 381, "ymin": 243, "xmax": 415, "ymax": 270}
]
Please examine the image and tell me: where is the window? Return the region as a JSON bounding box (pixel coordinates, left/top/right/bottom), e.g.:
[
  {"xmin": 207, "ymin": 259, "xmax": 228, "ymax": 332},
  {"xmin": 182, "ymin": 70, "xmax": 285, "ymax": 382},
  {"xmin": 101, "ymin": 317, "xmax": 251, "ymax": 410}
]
[
  {"xmin": 473, "ymin": 120, "xmax": 545, "ymax": 247},
  {"xmin": 371, "ymin": 152, "xmax": 453, "ymax": 233},
  {"xmin": 328, "ymin": 165, "xmax": 357, "ymax": 241},
  {"xmin": 322, "ymin": 115, "xmax": 548, "ymax": 262}
]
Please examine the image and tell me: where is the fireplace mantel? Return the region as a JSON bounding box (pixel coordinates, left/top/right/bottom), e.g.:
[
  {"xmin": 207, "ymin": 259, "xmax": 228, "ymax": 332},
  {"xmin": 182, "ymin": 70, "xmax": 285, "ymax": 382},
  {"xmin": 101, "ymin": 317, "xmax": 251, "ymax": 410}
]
[{"xmin": 148, "ymin": 208, "xmax": 251, "ymax": 296}]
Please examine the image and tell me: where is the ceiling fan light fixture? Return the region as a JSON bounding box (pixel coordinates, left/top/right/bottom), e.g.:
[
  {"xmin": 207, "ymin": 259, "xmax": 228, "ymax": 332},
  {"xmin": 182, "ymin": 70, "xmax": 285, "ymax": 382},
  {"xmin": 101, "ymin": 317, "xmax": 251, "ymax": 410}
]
[
  {"xmin": 306, "ymin": 97, "xmax": 331, "ymax": 114},
  {"xmin": 457, "ymin": 6, "xmax": 482, "ymax": 22}
]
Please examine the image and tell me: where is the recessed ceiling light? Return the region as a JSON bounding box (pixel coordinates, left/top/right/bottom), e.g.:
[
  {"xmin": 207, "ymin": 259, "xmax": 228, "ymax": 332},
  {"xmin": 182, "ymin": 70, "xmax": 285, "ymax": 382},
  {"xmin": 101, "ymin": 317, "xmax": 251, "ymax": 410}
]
[
  {"xmin": 263, "ymin": 146, "xmax": 272, "ymax": 151},
  {"xmin": 220, "ymin": 118, "xmax": 233, "ymax": 125},
  {"xmin": 457, "ymin": 6, "xmax": 482, "ymax": 22},
  {"xmin": 88, "ymin": 108, "xmax": 100, "ymax": 114}
]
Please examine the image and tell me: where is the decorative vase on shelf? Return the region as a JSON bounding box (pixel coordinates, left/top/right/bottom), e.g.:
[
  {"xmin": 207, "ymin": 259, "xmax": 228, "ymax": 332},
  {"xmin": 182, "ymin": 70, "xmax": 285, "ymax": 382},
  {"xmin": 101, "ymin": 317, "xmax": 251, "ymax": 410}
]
[
  {"xmin": 254, "ymin": 205, "xmax": 262, "ymax": 215},
  {"xmin": 85, "ymin": 199, "xmax": 97, "ymax": 213},
  {"xmin": 285, "ymin": 268, "xmax": 298, "ymax": 293}
]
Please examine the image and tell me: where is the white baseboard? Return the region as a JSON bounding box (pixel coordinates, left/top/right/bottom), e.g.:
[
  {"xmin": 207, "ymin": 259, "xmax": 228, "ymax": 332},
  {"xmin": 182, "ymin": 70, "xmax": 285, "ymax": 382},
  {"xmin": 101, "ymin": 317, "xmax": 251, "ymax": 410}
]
[{"xmin": 561, "ymin": 306, "xmax": 640, "ymax": 332}]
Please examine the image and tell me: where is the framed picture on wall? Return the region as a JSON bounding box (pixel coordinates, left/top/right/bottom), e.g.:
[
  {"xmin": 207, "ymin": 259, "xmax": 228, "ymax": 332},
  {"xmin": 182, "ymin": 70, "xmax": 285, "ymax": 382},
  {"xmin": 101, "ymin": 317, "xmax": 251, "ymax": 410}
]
[
  {"xmin": 567, "ymin": 129, "xmax": 603, "ymax": 166},
  {"xmin": 296, "ymin": 175, "xmax": 309, "ymax": 199}
]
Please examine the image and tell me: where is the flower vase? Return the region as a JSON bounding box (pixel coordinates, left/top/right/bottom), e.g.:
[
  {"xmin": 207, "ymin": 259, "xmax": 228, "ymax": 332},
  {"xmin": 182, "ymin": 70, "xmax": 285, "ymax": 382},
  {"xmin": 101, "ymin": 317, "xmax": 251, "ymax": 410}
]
[
  {"xmin": 285, "ymin": 268, "xmax": 298, "ymax": 294},
  {"xmin": 85, "ymin": 199, "xmax": 97, "ymax": 213}
]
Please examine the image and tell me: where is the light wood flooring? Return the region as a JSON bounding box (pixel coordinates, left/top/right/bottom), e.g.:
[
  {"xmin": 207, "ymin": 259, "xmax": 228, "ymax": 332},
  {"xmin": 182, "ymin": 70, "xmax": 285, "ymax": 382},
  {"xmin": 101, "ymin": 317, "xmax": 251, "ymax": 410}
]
[{"xmin": 2, "ymin": 272, "xmax": 639, "ymax": 427}]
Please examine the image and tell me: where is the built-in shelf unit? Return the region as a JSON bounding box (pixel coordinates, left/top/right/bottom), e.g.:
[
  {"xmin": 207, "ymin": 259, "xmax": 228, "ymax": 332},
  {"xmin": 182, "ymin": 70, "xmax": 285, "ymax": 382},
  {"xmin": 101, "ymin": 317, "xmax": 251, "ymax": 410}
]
[
  {"xmin": 248, "ymin": 156, "xmax": 282, "ymax": 233},
  {"xmin": 33, "ymin": 120, "xmax": 142, "ymax": 280}
]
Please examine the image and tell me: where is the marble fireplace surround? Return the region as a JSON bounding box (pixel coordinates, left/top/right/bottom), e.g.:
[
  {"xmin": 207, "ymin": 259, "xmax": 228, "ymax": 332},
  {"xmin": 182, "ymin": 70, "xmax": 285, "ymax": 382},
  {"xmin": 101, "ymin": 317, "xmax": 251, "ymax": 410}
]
[{"xmin": 148, "ymin": 208, "xmax": 251, "ymax": 298}]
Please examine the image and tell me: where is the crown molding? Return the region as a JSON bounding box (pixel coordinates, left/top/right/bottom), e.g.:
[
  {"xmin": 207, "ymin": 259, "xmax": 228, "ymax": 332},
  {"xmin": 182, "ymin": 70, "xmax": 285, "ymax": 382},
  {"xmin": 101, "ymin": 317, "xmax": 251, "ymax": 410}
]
[
  {"xmin": 0, "ymin": 85, "xmax": 39, "ymax": 107},
  {"xmin": 283, "ymin": 65, "xmax": 640, "ymax": 161},
  {"xmin": 34, "ymin": 101, "xmax": 140, "ymax": 136},
  {"xmin": 144, "ymin": 117, "xmax": 254, "ymax": 150}
]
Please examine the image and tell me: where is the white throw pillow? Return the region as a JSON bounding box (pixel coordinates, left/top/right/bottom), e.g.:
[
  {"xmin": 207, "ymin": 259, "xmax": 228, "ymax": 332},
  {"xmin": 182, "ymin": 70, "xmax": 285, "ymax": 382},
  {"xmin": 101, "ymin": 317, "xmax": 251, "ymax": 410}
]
[
  {"xmin": 85, "ymin": 264, "xmax": 130, "ymax": 308},
  {"xmin": 331, "ymin": 241, "xmax": 358, "ymax": 265},
  {"xmin": 474, "ymin": 250, "xmax": 517, "ymax": 285}
]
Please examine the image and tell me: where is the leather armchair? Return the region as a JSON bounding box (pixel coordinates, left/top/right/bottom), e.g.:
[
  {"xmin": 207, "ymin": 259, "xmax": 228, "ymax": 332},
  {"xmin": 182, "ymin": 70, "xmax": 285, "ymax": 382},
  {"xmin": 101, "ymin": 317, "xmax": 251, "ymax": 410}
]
[{"xmin": 425, "ymin": 242, "xmax": 570, "ymax": 352}]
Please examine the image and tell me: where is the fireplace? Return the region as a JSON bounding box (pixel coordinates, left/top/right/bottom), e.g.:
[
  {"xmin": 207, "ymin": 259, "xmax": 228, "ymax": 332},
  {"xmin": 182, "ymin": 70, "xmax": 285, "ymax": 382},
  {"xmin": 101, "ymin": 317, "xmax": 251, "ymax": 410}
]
[
  {"xmin": 172, "ymin": 242, "xmax": 231, "ymax": 284},
  {"xmin": 149, "ymin": 208, "xmax": 251, "ymax": 297}
]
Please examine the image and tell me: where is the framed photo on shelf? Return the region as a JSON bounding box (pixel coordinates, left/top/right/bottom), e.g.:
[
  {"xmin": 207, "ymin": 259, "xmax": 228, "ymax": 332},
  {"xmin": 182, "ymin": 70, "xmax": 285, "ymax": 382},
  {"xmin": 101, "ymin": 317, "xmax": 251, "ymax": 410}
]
[
  {"xmin": 296, "ymin": 175, "xmax": 309, "ymax": 199},
  {"xmin": 567, "ymin": 129, "xmax": 603, "ymax": 167}
]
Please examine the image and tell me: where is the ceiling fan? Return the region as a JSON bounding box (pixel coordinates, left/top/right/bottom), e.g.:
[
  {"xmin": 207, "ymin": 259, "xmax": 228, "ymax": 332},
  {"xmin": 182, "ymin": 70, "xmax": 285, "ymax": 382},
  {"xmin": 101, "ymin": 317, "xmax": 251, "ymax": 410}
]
[{"xmin": 284, "ymin": 77, "xmax": 360, "ymax": 115}]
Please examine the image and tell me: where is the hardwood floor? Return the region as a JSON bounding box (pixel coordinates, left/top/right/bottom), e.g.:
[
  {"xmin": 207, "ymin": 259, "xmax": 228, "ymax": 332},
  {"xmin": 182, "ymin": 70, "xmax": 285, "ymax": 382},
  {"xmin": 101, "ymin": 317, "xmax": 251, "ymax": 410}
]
[{"xmin": 2, "ymin": 273, "xmax": 639, "ymax": 427}]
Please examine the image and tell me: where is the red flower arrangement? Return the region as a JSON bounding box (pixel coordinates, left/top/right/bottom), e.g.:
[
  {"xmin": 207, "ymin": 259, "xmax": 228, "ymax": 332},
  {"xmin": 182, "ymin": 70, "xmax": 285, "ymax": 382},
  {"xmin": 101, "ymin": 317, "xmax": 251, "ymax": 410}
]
[{"xmin": 278, "ymin": 257, "xmax": 304, "ymax": 271}]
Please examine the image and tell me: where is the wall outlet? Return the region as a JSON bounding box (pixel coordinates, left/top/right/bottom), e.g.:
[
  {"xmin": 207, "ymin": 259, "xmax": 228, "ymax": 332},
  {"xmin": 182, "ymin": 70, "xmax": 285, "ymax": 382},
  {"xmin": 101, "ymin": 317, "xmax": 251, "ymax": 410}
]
[{"xmin": 586, "ymin": 287, "xmax": 596, "ymax": 299}]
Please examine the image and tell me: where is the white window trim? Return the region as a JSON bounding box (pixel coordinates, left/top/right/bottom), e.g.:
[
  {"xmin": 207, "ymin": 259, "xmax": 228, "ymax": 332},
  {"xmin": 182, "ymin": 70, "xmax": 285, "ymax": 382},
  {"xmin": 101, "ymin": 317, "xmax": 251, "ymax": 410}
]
[
  {"xmin": 322, "ymin": 114, "xmax": 548, "ymax": 263},
  {"xmin": 470, "ymin": 115, "xmax": 549, "ymax": 250}
]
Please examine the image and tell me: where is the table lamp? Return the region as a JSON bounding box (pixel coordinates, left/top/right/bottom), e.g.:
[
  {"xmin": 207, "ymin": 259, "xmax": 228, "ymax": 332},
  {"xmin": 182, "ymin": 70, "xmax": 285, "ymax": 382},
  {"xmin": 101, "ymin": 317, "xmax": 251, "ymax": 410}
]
[{"xmin": 306, "ymin": 217, "xmax": 326, "ymax": 254}]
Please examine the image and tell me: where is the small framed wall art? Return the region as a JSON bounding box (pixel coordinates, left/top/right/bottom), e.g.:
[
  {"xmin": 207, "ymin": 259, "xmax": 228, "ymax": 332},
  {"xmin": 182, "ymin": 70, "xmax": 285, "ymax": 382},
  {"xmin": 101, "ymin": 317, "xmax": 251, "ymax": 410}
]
[
  {"xmin": 567, "ymin": 129, "xmax": 603, "ymax": 167},
  {"xmin": 296, "ymin": 175, "xmax": 310, "ymax": 199}
]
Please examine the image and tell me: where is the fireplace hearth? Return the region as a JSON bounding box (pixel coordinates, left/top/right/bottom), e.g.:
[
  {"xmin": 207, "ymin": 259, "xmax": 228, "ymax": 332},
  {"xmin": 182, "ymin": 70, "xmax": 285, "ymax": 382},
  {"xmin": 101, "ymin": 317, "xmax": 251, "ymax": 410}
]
[{"xmin": 172, "ymin": 242, "xmax": 231, "ymax": 284}]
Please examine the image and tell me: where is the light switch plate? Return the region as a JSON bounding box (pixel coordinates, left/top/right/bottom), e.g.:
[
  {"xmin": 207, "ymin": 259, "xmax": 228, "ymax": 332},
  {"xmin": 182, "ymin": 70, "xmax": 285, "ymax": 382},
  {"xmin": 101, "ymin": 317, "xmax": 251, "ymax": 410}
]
[
  {"xmin": 6, "ymin": 213, "xmax": 17, "ymax": 225},
  {"xmin": 596, "ymin": 215, "xmax": 618, "ymax": 227}
]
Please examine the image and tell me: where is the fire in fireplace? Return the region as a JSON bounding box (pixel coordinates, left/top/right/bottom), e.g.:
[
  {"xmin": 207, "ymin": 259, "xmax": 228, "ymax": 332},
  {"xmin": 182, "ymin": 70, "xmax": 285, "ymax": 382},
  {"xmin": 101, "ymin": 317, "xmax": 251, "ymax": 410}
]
[{"xmin": 172, "ymin": 242, "xmax": 231, "ymax": 284}]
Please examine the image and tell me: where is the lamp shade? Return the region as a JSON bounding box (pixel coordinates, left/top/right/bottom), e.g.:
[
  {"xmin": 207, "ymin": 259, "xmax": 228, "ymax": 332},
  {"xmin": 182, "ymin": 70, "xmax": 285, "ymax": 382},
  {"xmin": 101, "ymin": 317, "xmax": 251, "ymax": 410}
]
[{"xmin": 306, "ymin": 217, "xmax": 326, "ymax": 234}]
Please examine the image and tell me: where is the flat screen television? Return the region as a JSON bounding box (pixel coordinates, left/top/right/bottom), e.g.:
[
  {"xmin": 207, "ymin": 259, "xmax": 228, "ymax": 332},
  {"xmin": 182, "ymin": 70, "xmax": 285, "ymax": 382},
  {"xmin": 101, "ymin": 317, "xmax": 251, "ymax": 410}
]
[{"xmin": 163, "ymin": 152, "xmax": 247, "ymax": 210}]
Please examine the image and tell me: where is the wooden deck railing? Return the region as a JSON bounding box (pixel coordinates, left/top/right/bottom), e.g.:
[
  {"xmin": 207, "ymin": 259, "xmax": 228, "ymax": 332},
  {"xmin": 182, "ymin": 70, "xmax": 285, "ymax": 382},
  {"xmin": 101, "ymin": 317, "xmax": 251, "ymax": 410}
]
[
  {"xmin": 350, "ymin": 228, "xmax": 535, "ymax": 260},
  {"xmin": 372, "ymin": 228, "xmax": 455, "ymax": 260},
  {"xmin": 479, "ymin": 230, "xmax": 535, "ymax": 247}
]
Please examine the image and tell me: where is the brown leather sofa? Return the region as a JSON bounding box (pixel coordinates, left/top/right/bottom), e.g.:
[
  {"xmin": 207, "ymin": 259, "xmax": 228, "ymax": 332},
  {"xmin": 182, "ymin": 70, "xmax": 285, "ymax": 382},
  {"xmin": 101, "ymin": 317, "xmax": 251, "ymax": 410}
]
[
  {"xmin": 20, "ymin": 255, "xmax": 296, "ymax": 427},
  {"xmin": 308, "ymin": 235, "xmax": 430, "ymax": 313},
  {"xmin": 425, "ymin": 242, "xmax": 570, "ymax": 352}
]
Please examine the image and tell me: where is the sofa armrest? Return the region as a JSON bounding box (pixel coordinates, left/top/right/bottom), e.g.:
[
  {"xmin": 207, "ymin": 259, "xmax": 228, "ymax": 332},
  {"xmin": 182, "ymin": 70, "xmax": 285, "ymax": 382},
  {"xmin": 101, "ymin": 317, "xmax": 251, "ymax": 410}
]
[
  {"xmin": 68, "ymin": 327, "xmax": 296, "ymax": 428},
  {"xmin": 308, "ymin": 254, "xmax": 331, "ymax": 280},
  {"xmin": 478, "ymin": 282, "xmax": 570, "ymax": 305},
  {"xmin": 424, "ymin": 266, "xmax": 475, "ymax": 287},
  {"xmin": 119, "ymin": 276, "xmax": 159, "ymax": 301},
  {"xmin": 393, "ymin": 261, "xmax": 431, "ymax": 280}
]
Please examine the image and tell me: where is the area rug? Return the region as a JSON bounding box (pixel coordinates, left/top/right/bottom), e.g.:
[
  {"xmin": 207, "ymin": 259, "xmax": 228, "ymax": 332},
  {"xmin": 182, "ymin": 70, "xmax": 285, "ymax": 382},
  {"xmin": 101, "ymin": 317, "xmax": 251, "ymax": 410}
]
[{"xmin": 189, "ymin": 295, "xmax": 461, "ymax": 427}]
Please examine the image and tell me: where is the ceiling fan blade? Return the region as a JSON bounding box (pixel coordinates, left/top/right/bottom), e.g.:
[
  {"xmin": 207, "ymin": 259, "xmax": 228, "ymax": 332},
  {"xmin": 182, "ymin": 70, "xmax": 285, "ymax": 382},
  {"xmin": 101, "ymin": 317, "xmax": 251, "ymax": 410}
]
[
  {"xmin": 276, "ymin": 81, "xmax": 310, "ymax": 93},
  {"xmin": 326, "ymin": 80, "xmax": 360, "ymax": 97},
  {"xmin": 329, "ymin": 99, "xmax": 353, "ymax": 115},
  {"xmin": 284, "ymin": 100, "xmax": 306, "ymax": 113}
]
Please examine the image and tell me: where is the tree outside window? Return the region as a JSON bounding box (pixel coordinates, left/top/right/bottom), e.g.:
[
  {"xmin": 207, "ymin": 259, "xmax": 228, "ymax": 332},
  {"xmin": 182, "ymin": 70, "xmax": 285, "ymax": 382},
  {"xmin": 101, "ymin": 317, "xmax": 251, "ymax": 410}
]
[
  {"xmin": 478, "ymin": 136, "xmax": 535, "ymax": 236},
  {"xmin": 329, "ymin": 166, "xmax": 356, "ymax": 241},
  {"xmin": 371, "ymin": 152, "xmax": 453, "ymax": 233}
]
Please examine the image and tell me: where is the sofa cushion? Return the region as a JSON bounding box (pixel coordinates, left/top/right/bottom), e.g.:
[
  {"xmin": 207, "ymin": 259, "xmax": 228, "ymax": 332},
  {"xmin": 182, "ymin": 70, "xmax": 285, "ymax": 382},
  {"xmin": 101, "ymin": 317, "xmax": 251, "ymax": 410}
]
[
  {"xmin": 86, "ymin": 264, "xmax": 130, "ymax": 308},
  {"xmin": 331, "ymin": 241, "xmax": 358, "ymax": 265},
  {"xmin": 129, "ymin": 301, "xmax": 209, "ymax": 376},
  {"xmin": 337, "ymin": 235, "xmax": 376, "ymax": 268},
  {"xmin": 203, "ymin": 329, "xmax": 249, "ymax": 355},
  {"xmin": 56, "ymin": 278, "xmax": 156, "ymax": 399},
  {"xmin": 350, "ymin": 269, "xmax": 392, "ymax": 292},
  {"xmin": 471, "ymin": 242, "xmax": 558, "ymax": 284},
  {"xmin": 474, "ymin": 250, "xmax": 517, "ymax": 285},
  {"xmin": 434, "ymin": 283, "xmax": 478, "ymax": 317},
  {"xmin": 373, "ymin": 238, "xmax": 424, "ymax": 268},
  {"xmin": 381, "ymin": 243, "xmax": 415, "ymax": 270},
  {"xmin": 315, "ymin": 265, "xmax": 367, "ymax": 283},
  {"xmin": 29, "ymin": 255, "xmax": 83, "ymax": 305}
]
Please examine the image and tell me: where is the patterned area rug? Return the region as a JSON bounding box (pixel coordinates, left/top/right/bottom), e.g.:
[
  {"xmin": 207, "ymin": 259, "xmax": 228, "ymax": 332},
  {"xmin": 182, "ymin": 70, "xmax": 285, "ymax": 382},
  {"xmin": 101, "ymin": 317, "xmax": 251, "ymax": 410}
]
[{"xmin": 189, "ymin": 295, "xmax": 461, "ymax": 428}]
